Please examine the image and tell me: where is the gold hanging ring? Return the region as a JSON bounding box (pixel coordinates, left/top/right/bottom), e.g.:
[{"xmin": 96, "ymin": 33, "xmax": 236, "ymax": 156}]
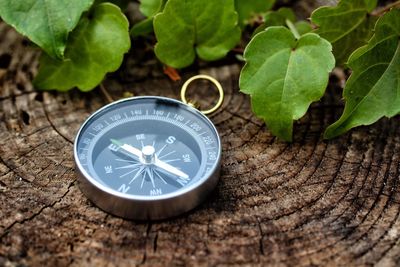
[{"xmin": 180, "ymin": 75, "xmax": 224, "ymax": 115}]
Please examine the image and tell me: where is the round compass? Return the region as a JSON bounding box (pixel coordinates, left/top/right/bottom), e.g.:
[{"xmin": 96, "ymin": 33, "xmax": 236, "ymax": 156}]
[{"xmin": 74, "ymin": 96, "xmax": 221, "ymax": 220}]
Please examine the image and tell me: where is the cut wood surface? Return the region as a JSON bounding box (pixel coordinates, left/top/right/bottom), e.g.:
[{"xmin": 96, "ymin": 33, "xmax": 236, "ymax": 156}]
[{"xmin": 1, "ymin": 6, "xmax": 400, "ymax": 266}]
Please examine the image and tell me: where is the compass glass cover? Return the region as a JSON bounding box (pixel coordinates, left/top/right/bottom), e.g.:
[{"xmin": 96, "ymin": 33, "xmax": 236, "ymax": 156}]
[{"xmin": 75, "ymin": 97, "xmax": 220, "ymax": 198}]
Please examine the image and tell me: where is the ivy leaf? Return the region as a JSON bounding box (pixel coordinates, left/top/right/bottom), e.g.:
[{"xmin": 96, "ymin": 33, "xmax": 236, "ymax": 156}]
[
  {"xmin": 154, "ymin": 0, "xmax": 241, "ymax": 68},
  {"xmin": 295, "ymin": 21, "xmax": 312, "ymax": 36},
  {"xmin": 131, "ymin": 0, "xmax": 166, "ymax": 37},
  {"xmin": 95, "ymin": 0, "xmax": 130, "ymax": 9},
  {"xmin": 33, "ymin": 3, "xmax": 131, "ymax": 92},
  {"xmin": 0, "ymin": 0, "xmax": 94, "ymax": 59},
  {"xmin": 139, "ymin": 0, "xmax": 166, "ymax": 17},
  {"xmin": 235, "ymin": 0, "xmax": 275, "ymax": 27},
  {"xmin": 324, "ymin": 9, "xmax": 400, "ymax": 139},
  {"xmin": 130, "ymin": 18, "xmax": 155, "ymax": 37},
  {"xmin": 311, "ymin": 0, "xmax": 378, "ymax": 65},
  {"xmin": 254, "ymin": 8, "xmax": 311, "ymax": 36},
  {"xmin": 264, "ymin": 7, "xmax": 296, "ymax": 27},
  {"xmin": 239, "ymin": 27, "xmax": 335, "ymax": 141}
]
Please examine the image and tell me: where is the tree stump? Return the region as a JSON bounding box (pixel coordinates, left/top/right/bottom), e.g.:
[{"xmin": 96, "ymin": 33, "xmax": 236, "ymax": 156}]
[{"xmin": 1, "ymin": 18, "xmax": 400, "ymax": 267}]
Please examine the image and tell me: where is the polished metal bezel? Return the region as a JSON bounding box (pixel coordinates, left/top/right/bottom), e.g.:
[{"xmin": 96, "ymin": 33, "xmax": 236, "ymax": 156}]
[{"xmin": 74, "ymin": 96, "xmax": 221, "ymax": 220}]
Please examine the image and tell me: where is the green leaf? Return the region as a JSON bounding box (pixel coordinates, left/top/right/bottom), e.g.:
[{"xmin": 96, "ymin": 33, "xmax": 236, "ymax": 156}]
[
  {"xmin": 0, "ymin": 0, "xmax": 94, "ymax": 59},
  {"xmin": 253, "ymin": 8, "xmax": 311, "ymax": 37},
  {"xmin": 154, "ymin": 0, "xmax": 241, "ymax": 68},
  {"xmin": 324, "ymin": 9, "xmax": 400, "ymax": 139},
  {"xmin": 131, "ymin": 0, "xmax": 166, "ymax": 37},
  {"xmin": 295, "ymin": 21, "xmax": 312, "ymax": 36},
  {"xmin": 235, "ymin": 0, "xmax": 275, "ymax": 27},
  {"xmin": 311, "ymin": 0, "xmax": 378, "ymax": 65},
  {"xmin": 264, "ymin": 7, "xmax": 296, "ymax": 27},
  {"xmin": 239, "ymin": 27, "xmax": 335, "ymax": 141},
  {"xmin": 130, "ymin": 17, "xmax": 155, "ymax": 37},
  {"xmin": 33, "ymin": 3, "xmax": 131, "ymax": 92},
  {"xmin": 95, "ymin": 0, "xmax": 130, "ymax": 9},
  {"xmin": 139, "ymin": 0, "xmax": 166, "ymax": 17}
]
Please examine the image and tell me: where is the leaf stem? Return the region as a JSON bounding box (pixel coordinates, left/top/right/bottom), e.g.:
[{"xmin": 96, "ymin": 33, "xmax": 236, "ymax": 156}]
[
  {"xmin": 372, "ymin": 0, "xmax": 400, "ymax": 16},
  {"xmin": 286, "ymin": 19, "xmax": 300, "ymax": 39},
  {"xmin": 100, "ymin": 83, "xmax": 114, "ymax": 103}
]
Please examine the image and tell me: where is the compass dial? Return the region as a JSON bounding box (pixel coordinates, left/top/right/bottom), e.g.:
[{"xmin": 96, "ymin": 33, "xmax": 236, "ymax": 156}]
[{"xmin": 74, "ymin": 97, "xmax": 221, "ymax": 219}]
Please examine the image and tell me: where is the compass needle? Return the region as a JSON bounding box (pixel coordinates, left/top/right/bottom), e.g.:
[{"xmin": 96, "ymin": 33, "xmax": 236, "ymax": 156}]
[{"xmin": 154, "ymin": 157, "xmax": 189, "ymax": 180}]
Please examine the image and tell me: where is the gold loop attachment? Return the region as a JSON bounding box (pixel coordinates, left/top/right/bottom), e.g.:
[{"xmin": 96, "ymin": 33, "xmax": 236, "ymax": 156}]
[{"xmin": 180, "ymin": 75, "xmax": 224, "ymax": 115}]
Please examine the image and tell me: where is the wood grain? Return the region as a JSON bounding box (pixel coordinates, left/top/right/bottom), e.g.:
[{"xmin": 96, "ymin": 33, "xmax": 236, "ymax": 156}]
[{"xmin": 1, "ymin": 8, "xmax": 400, "ymax": 266}]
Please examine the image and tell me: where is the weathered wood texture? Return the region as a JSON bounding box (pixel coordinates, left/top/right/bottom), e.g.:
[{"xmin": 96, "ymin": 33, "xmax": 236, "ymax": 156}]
[{"xmin": 1, "ymin": 7, "xmax": 400, "ymax": 267}]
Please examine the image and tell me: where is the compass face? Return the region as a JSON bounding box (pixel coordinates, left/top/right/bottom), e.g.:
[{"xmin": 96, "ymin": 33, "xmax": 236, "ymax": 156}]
[{"xmin": 74, "ymin": 97, "xmax": 221, "ymax": 201}]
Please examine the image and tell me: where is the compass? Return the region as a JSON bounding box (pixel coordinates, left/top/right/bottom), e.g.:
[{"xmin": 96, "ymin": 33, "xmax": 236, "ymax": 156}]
[{"xmin": 74, "ymin": 76, "xmax": 223, "ymax": 220}]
